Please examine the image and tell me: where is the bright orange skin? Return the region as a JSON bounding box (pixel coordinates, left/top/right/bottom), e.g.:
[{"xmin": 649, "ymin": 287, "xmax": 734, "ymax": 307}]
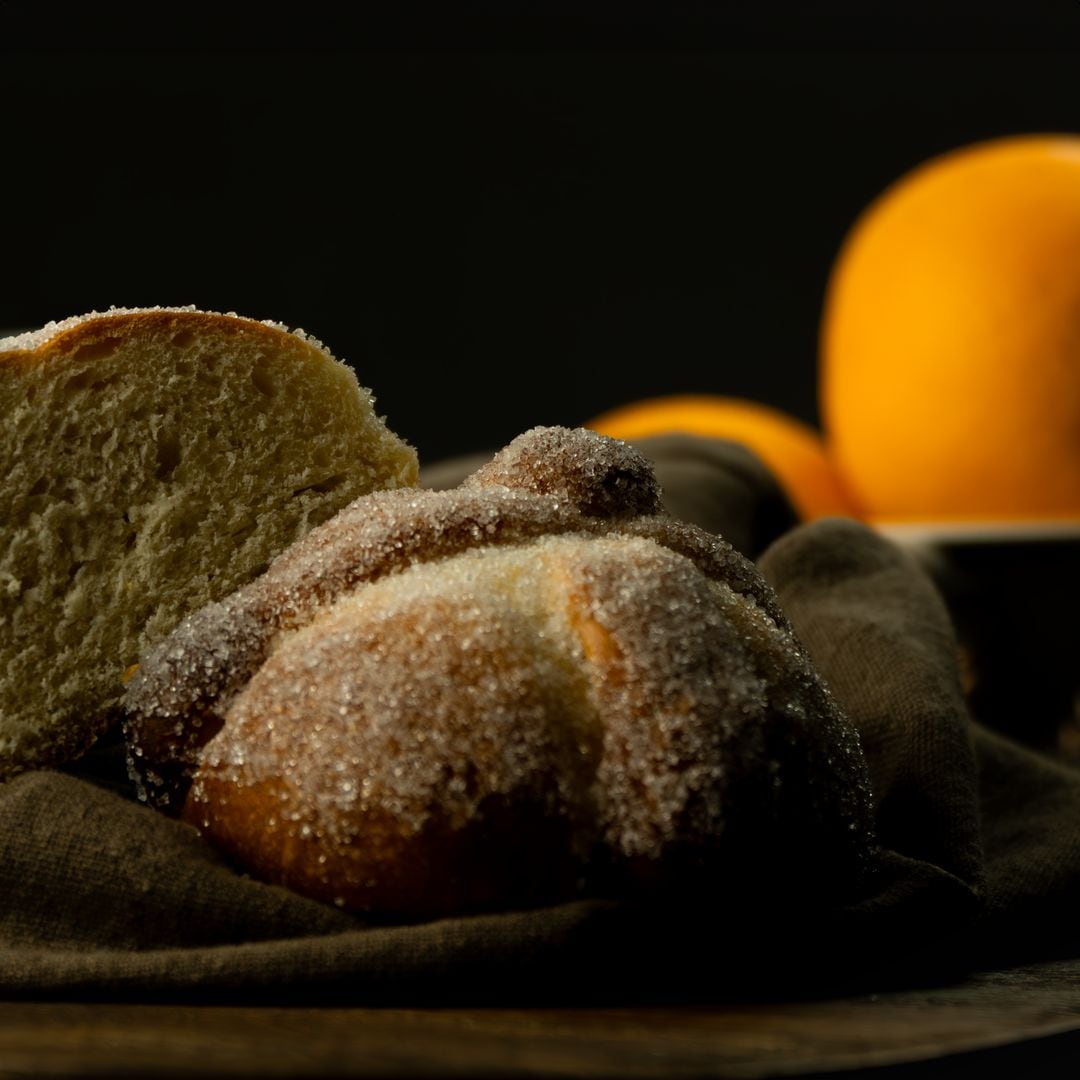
[
  {"xmin": 587, "ymin": 394, "xmax": 861, "ymax": 521},
  {"xmin": 821, "ymin": 134, "xmax": 1080, "ymax": 523}
]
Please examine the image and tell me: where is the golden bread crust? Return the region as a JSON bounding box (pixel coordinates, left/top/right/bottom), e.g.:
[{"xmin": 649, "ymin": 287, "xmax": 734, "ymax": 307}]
[
  {"xmin": 0, "ymin": 307, "xmax": 329, "ymax": 364},
  {"xmin": 126, "ymin": 426, "xmax": 872, "ymax": 918}
]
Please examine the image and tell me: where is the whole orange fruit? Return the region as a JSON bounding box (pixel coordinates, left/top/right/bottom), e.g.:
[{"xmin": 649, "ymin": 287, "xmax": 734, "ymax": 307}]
[
  {"xmin": 821, "ymin": 134, "xmax": 1080, "ymax": 523},
  {"xmin": 586, "ymin": 394, "xmax": 861, "ymax": 520}
]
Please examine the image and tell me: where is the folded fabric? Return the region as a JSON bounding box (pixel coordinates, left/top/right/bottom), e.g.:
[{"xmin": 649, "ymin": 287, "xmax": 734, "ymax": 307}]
[{"xmin": 2, "ymin": 434, "xmax": 1079, "ymax": 1001}]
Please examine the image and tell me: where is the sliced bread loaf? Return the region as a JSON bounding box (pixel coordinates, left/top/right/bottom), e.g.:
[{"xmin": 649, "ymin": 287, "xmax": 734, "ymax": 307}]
[{"xmin": 0, "ymin": 306, "xmax": 418, "ymax": 779}]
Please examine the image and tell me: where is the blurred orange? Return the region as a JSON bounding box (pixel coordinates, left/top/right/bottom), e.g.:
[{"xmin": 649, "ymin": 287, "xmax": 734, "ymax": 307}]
[
  {"xmin": 821, "ymin": 134, "xmax": 1080, "ymax": 523},
  {"xmin": 587, "ymin": 394, "xmax": 861, "ymax": 521}
]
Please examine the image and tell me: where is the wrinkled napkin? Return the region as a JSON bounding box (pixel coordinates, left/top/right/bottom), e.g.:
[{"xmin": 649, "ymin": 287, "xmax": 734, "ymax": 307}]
[{"xmin": 2, "ymin": 434, "xmax": 1079, "ymax": 1003}]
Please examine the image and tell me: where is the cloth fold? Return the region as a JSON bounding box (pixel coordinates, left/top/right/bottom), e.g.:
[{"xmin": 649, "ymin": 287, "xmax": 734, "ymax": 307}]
[
  {"xmin": 3, "ymin": 433, "xmax": 1079, "ymax": 1001},
  {"xmin": 759, "ymin": 519, "xmax": 986, "ymax": 910}
]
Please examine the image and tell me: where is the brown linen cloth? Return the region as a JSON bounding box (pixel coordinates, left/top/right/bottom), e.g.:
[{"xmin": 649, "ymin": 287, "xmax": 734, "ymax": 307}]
[{"xmin": 2, "ymin": 434, "xmax": 1079, "ymax": 1002}]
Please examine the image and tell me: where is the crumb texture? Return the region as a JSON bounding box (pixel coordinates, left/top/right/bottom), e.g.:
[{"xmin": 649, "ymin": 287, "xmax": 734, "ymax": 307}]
[{"xmin": 0, "ymin": 308, "xmax": 417, "ymax": 777}]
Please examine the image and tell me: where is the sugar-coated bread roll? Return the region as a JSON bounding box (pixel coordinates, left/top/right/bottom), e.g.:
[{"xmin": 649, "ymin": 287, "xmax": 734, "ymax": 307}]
[
  {"xmin": 126, "ymin": 427, "xmax": 872, "ymax": 919},
  {"xmin": 0, "ymin": 307, "xmax": 418, "ymax": 779}
]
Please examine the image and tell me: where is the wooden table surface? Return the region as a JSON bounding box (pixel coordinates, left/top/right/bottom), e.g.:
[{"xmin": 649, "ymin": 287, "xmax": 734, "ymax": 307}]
[{"xmin": 3, "ymin": 956, "xmax": 1080, "ymax": 1079}]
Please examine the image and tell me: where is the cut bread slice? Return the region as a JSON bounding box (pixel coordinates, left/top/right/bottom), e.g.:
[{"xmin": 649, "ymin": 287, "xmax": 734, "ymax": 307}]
[{"xmin": 0, "ymin": 306, "xmax": 418, "ymax": 779}]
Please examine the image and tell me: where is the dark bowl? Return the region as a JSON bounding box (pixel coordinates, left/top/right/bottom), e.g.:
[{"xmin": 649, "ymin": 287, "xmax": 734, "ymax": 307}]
[{"xmin": 877, "ymin": 521, "xmax": 1080, "ymax": 752}]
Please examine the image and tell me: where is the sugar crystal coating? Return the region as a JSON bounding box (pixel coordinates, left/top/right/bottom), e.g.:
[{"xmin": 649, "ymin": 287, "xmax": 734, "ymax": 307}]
[
  {"xmin": 465, "ymin": 425, "xmax": 663, "ymax": 519},
  {"xmin": 125, "ymin": 426, "xmax": 873, "ymax": 917}
]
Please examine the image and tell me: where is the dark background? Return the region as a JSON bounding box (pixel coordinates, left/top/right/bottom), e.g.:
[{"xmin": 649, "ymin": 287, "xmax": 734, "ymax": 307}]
[{"xmin": 3, "ymin": 4, "xmax": 1080, "ymax": 465}]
